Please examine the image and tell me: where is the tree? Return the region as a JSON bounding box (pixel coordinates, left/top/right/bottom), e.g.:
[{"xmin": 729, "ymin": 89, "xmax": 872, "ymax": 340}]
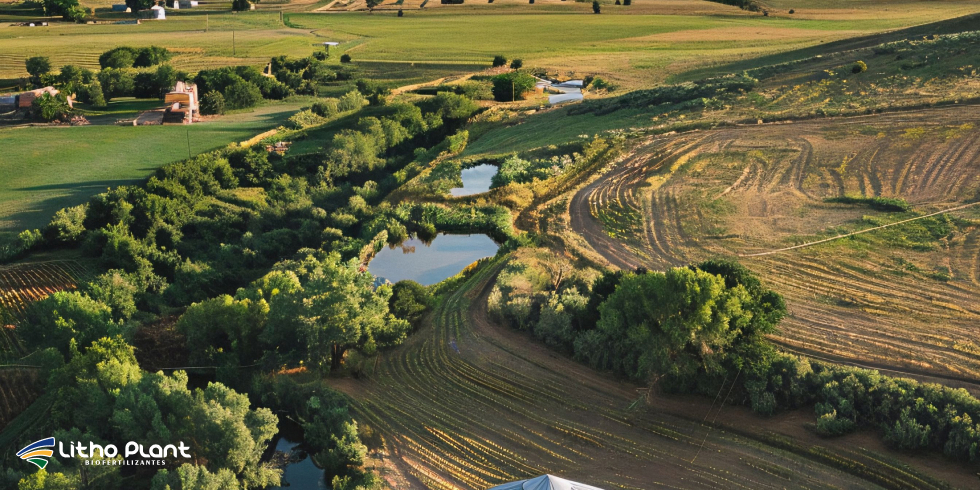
[
  {"xmin": 85, "ymin": 270, "xmax": 140, "ymax": 321},
  {"xmin": 113, "ymin": 374, "xmax": 281, "ymax": 487},
  {"xmin": 25, "ymin": 56, "xmax": 51, "ymax": 82},
  {"xmin": 30, "ymin": 92, "xmax": 72, "ymax": 122},
  {"xmin": 176, "ymin": 294, "xmax": 269, "ymax": 366},
  {"xmin": 223, "ymin": 80, "xmax": 262, "ymax": 110},
  {"xmin": 42, "ymin": 0, "xmax": 84, "ymax": 21},
  {"xmin": 97, "ymin": 68, "xmax": 135, "ymax": 100},
  {"xmin": 366, "ymin": 0, "xmax": 381, "ymax": 8},
  {"xmin": 389, "ymin": 280, "xmax": 432, "ymax": 330},
  {"xmin": 125, "ymin": 0, "xmax": 155, "ymax": 10},
  {"xmin": 46, "ymin": 204, "xmax": 88, "ymax": 243},
  {"xmin": 151, "ymin": 465, "xmax": 241, "ymax": 490},
  {"xmin": 581, "ymin": 267, "xmax": 755, "ymax": 385},
  {"xmin": 99, "ymin": 47, "xmax": 138, "ymax": 69},
  {"xmin": 20, "ymin": 291, "xmax": 120, "ymax": 355},
  {"xmin": 133, "ymin": 46, "xmax": 171, "ymax": 68},
  {"xmin": 267, "ymin": 253, "xmax": 409, "ymax": 372},
  {"xmin": 509, "ymin": 58, "xmax": 523, "ymax": 69},
  {"xmin": 592, "ymin": 0, "xmax": 600, "ymax": 13},
  {"xmin": 340, "ymin": 54, "xmax": 352, "ymax": 64},
  {"xmin": 200, "ymin": 90, "xmax": 226, "ymax": 115},
  {"xmin": 491, "ymin": 72, "xmax": 536, "ymax": 102},
  {"xmin": 491, "ymin": 55, "xmax": 508, "ymax": 67},
  {"xmin": 86, "ymin": 80, "xmax": 107, "ymax": 107}
]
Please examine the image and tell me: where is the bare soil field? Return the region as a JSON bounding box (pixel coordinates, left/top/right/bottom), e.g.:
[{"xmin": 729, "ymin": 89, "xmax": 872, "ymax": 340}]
[
  {"xmin": 329, "ymin": 260, "xmax": 966, "ymax": 489},
  {"xmin": 564, "ymin": 105, "xmax": 980, "ymax": 384}
]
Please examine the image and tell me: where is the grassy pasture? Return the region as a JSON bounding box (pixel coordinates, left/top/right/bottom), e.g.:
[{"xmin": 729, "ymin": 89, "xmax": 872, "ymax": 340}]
[{"xmin": 0, "ymin": 98, "xmax": 310, "ymax": 232}]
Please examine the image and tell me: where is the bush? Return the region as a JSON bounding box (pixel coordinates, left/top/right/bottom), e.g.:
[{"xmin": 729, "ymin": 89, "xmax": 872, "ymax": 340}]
[
  {"xmin": 31, "ymin": 92, "xmax": 72, "ymax": 122},
  {"xmin": 337, "ymin": 91, "xmax": 367, "ymax": 112},
  {"xmin": 133, "ymin": 46, "xmax": 171, "ymax": 68},
  {"xmin": 389, "ymin": 281, "xmax": 432, "ymax": 329},
  {"xmin": 340, "ymin": 54, "xmax": 352, "ymax": 64},
  {"xmin": 311, "ymin": 98, "xmax": 339, "ymax": 117},
  {"xmin": 46, "ymin": 204, "xmax": 88, "ymax": 243},
  {"xmin": 99, "ymin": 47, "xmax": 138, "ymax": 69},
  {"xmin": 592, "ymin": 0, "xmax": 599, "ymax": 13},
  {"xmin": 288, "ymin": 109, "xmax": 327, "ymax": 129},
  {"xmin": 492, "ymin": 55, "xmax": 508, "ymax": 67},
  {"xmin": 491, "ymin": 72, "xmax": 537, "ymax": 102},
  {"xmin": 86, "ymin": 80, "xmax": 107, "ymax": 107},
  {"xmin": 223, "ymin": 80, "xmax": 263, "ymax": 110},
  {"xmin": 97, "ymin": 68, "xmax": 135, "ymax": 100},
  {"xmin": 509, "ymin": 59, "xmax": 523, "ymax": 69},
  {"xmin": 852, "ymin": 60, "xmax": 868, "ymax": 74},
  {"xmin": 200, "ymin": 90, "xmax": 226, "ymax": 115},
  {"xmin": 232, "ymin": 0, "xmax": 251, "ymax": 10}
]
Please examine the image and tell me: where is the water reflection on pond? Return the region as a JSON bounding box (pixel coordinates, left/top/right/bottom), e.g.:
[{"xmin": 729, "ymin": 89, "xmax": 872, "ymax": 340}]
[
  {"xmin": 267, "ymin": 423, "xmax": 325, "ymax": 490},
  {"xmin": 450, "ymin": 164, "xmax": 498, "ymax": 196},
  {"xmin": 368, "ymin": 233, "xmax": 499, "ymax": 286}
]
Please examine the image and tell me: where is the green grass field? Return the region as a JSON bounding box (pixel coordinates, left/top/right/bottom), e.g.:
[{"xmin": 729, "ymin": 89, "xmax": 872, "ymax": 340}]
[{"xmin": 0, "ymin": 98, "xmax": 310, "ymax": 232}]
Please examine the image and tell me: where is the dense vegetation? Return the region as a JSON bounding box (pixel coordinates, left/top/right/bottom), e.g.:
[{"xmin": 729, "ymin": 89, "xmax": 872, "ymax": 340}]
[
  {"xmin": 0, "ymin": 66, "xmax": 491, "ymax": 488},
  {"xmin": 490, "ymin": 252, "xmax": 980, "ymax": 467}
]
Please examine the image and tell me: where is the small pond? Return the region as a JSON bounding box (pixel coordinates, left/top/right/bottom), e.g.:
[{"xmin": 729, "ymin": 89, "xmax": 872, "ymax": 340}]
[
  {"xmin": 267, "ymin": 422, "xmax": 325, "ymax": 490},
  {"xmin": 450, "ymin": 164, "xmax": 498, "ymax": 196},
  {"xmin": 368, "ymin": 233, "xmax": 499, "ymax": 286}
]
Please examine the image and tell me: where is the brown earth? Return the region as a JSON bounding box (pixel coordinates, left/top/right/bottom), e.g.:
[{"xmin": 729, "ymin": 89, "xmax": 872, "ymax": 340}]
[
  {"xmin": 330, "ymin": 259, "xmax": 974, "ymax": 489},
  {"xmin": 564, "ymin": 105, "xmax": 980, "ymax": 386}
]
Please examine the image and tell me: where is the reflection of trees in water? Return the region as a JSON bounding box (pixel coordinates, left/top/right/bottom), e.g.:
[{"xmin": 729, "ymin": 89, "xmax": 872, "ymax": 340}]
[{"xmin": 400, "ymin": 245, "xmax": 416, "ymax": 254}]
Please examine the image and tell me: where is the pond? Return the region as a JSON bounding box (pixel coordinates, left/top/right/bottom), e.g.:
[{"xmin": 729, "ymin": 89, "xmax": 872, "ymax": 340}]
[
  {"xmin": 368, "ymin": 233, "xmax": 500, "ymax": 286},
  {"xmin": 267, "ymin": 422, "xmax": 325, "ymax": 490},
  {"xmin": 549, "ymin": 80, "xmax": 584, "ymax": 105},
  {"xmin": 450, "ymin": 164, "xmax": 498, "ymax": 196}
]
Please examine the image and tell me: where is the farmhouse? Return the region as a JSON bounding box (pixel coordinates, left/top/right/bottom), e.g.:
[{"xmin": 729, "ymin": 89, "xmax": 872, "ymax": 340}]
[
  {"xmin": 0, "ymin": 86, "xmax": 72, "ymax": 113},
  {"xmin": 163, "ymin": 81, "xmax": 199, "ymax": 124}
]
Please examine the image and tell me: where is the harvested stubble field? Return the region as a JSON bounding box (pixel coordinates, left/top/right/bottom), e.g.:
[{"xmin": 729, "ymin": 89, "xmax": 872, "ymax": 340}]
[
  {"xmin": 332, "ymin": 257, "xmax": 966, "ymax": 489},
  {"xmin": 0, "ymin": 259, "xmax": 91, "ymax": 324},
  {"xmin": 562, "ymin": 105, "xmax": 980, "ymax": 385}
]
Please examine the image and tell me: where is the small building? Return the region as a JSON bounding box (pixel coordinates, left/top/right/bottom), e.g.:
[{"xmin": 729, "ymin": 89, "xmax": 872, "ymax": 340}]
[
  {"xmin": 163, "ymin": 81, "xmax": 198, "ymax": 124},
  {"xmin": 111, "ymin": 4, "xmax": 131, "ymax": 11},
  {"xmin": 138, "ymin": 5, "xmax": 166, "ymax": 19},
  {"xmin": 15, "ymin": 86, "xmax": 72, "ymax": 109}
]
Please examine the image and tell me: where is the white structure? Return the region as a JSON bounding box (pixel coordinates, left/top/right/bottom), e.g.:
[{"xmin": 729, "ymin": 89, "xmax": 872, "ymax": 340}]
[
  {"xmin": 138, "ymin": 5, "xmax": 166, "ymax": 19},
  {"xmin": 488, "ymin": 475, "xmax": 605, "ymax": 490}
]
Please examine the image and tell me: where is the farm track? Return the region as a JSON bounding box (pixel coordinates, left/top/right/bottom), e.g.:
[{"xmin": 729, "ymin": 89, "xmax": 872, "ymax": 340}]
[
  {"xmin": 332, "ymin": 259, "xmax": 961, "ymax": 489},
  {"xmin": 565, "ymin": 106, "xmax": 980, "ymax": 385}
]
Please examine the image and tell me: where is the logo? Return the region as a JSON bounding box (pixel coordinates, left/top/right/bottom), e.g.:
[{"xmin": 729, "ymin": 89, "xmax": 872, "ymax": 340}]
[
  {"xmin": 17, "ymin": 437, "xmax": 55, "ymax": 469},
  {"xmin": 17, "ymin": 437, "xmax": 193, "ymax": 470}
]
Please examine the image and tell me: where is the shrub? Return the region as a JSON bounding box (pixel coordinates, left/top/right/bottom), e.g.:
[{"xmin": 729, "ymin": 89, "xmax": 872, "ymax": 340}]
[
  {"xmin": 46, "ymin": 204, "xmax": 88, "ymax": 243},
  {"xmin": 592, "ymin": 0, "xmax": 599, "ymax": 13},
  {"xmin": 133, "ymin": 46, "xmax": 171, "ymax": 68},
  {"xmin": 86, "ymin": 80, "xmax": 107, "ymax": 108},
  {"xmin": 623, "ymin": 0, "xmax": 630, "ymax": 4},
  {"xmin": 492, "ymin": 55, "xmax": 508, "ymax": 67},
  {"xmin": 232, "ymin": 0, "xmax": 251, "ymax": 10},
  {"xmin": 852, "ymin": 60, "xmax": 868, "ymax": 74},
  {"xmin": 311, "ymin": 98, "xmax": 339, "ymax": 117},
  {"xmin": 31, "ymin": 92, "xmax": 72, "ymax": 122},
  {"xmin": 445, "ymin": 130, "xmax": 469, "ymax": 155},
  {"xmin": 99, "ymin": 47, "xmax": 138, "ymax": 69},
  {"xmin": 509, "ymin": 59, "xmax": 524, "ymax": 69},
  {"xmin": 200, "ymin": 90, "xmax": 226, "ymax": 115},
  {"xmin": 223, "ymin": 80, "xmax": 263, "ymax": 110},
  {"xmin": 491, "ymin": 72, "xmax": 537, "ymax": 102},
  {"xmin": 340, "ymin": 54, "xmax": 352, "ymax": 64},
  {"xmin": 337, "ymin": 91, "xmax": 367, "ymax": 112},
  {"xmin": 97, "ymin": 68, "xmax": 135, "ymax": 100},
  {"xmin": 288, "ymin": 109, "xmax": 327, "ymax": 129}
]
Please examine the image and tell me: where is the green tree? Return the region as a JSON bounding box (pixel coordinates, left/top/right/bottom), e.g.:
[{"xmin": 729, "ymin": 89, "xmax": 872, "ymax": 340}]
[
  {"xmin": 268, "ymin": 253, "xmax": 409, "ymax": 372},
  {"xmin": 580, "ymin": 267, "xmax": 753, "ymax": 385},
  {"xmin": 25, "ymin": 56, "xmax": 51, "ymax": 83},
  {"xmin": 113, "ymin": 373, "xmax": 281, "ymax": 488},
  {"xmin": 17, "ymin": 469, "xmax": 79, "ymax": 490},
  {"xmin": 41, "ymin": 0, "xmax": 83, "ymax": 21},
  {"xmin": 326, "ymin": 130, "xmax": 384, "ymax": 177},
  {"xmin": 592, "ymin": 0, "xmax": 600, "ymax": 13},
  {"xmin": 389, "ymin": 280, "xmax": 432, "ymax": 330},
  {"xmin": 30, "ymin": 92, "xmax": 72, "ymax": 122},
  {"xmin": 84, "ymin": 270, "xmax": 140, "ymax": 321},
  {"xmin": 176, "ymin": 294, "xmax": 269, "ymax": 366},
  {"xmin": 200, "ymin": 90, "xmax": 225, "ymax": 115},
  {"xmin": 86, "ymin": 80, "xmax": 107, "ymax": 107},
  {"xmin": 97, "ymin": 68, "xmax": 135, "ymax": 100},
  {"xmin": 21, "ymin": 291, "xmax": 121, "ymax": 355},
  {"xmin": 491, "ymin": 72, "xmax": 536, "ymax": 102},
  {"xmin": 223, "ymin": 80, "xmax": 262, "ymax": 110},
  {"xmin": 99, "ymin": 47, "xmax": 138, "ymax": 69},
  {"xmin": 491, "ymin": 55, "xmax": 507, "ymax": 67},
  {"xmin": 151, "ymin": 465, "xmax": 241, "ymax": 490}
]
